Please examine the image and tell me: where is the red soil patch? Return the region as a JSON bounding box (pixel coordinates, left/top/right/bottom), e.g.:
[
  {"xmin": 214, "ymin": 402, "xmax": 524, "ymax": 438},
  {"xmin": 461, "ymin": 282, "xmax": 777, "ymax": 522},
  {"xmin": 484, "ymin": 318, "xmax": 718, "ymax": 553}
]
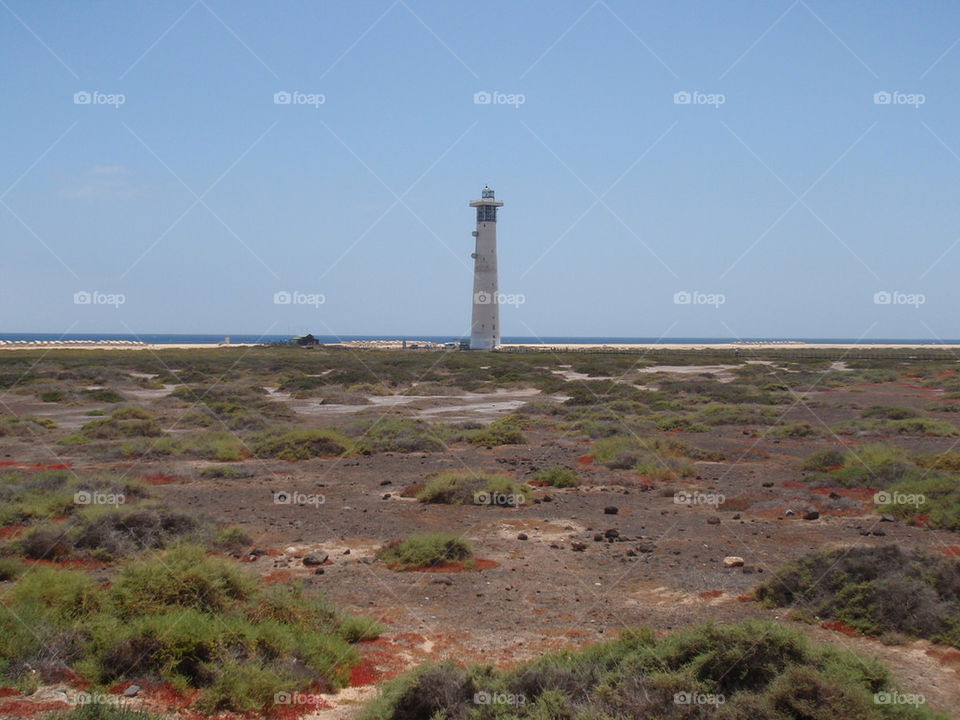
[
  {"xmin": 811, "ymin": 486, "xmax": 876, "ymax": 501},
  {"xmin": 937, "ymin": 546, "xmax": 960, "ymax": 558},
  {"xmin": 781, "ymin": 481, "xmax": 806, "ymax": 489},
  {"xmin": 699, "ymin": 590, "xmax": 723, "ymax": 600},
  {"xmin": 0, "ymin": 701, "xmax": 70, "ymax": 716},
  {"xmin": 0, "ymin": 461, "xmax": 17, "ymax": 467},
  {"xmin": 400, "ymin": 482, "xmax": 426, "ymax": 498},
  {"xmin": 263, "ymin": 569, "xmax": 294, "ymax": 583},
  {"xmin": 0, "ymin": 524, "xmax": 25, "ymax": 539},
  {"xmin": 925, "ymin": 647, "xmax": 960, "ymax": 670},
  {"xmin": 0, "ymin": 688, "xmax": 19, "ymax": 698},
  {"xmin": 142, "ymin": 472, "xmax": 179, "ymax": 485},
  {"xmin": 392, "ymin": 558, "xmax": 498, "ymax": 573},
  {"xmin": 820, "ymin": 620, "xmax": 859, "ymax": 637},
  {"xmin": 349, "ymin": 658, "xmax": 382, "ymax": 686},
  {"xmin": 139, "ymin": 681, "xmax": 198, "ymax": 711},
  {"xmin": 577, "ymin": 455, "xmax": 593, "ymax": 464},
  {"xmin": 737, "ymin": 593, "xmax": 753, "ymax": 602}
]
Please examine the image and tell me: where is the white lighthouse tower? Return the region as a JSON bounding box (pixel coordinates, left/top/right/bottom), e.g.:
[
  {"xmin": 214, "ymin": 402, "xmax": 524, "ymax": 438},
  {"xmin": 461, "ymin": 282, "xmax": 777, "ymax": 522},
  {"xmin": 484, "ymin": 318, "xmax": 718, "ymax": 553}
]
[{"xmin": 468, "ymin": 186, "xmax": 504, "ymax": 350}]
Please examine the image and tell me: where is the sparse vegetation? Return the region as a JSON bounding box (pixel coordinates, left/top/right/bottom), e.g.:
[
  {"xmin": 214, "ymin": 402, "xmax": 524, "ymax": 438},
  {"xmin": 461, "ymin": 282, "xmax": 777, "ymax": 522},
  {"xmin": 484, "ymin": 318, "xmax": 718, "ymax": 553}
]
[
  {"xmin": 0, "ymin": 543, "xmax": 379, "ymax": 711},
  {"xmin": 755, "ymin": 546, "xmax": 960, "ymax": 646},
  {"xmin": 415, "ymin": 471, "xmax": 529, "ymax": 506},
  {"xmin": 360, "ymin": 619, "xmax": 944, "ymax": 720},
  {"xmin": 529, "ymin": 466, "xmax": 579, "ymax": 487},
  {"xmin": 377, "ymin": 532, "xmax": 473, "ymax": 570},
  {"xmin": 251, "ymin": 427, "xmax": 354, "ymax": 460}
]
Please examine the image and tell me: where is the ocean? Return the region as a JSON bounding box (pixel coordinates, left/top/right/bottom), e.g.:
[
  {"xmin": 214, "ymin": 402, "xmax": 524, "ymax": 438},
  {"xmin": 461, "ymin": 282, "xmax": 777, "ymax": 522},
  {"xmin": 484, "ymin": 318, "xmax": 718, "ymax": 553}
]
[{"xmin": 1, "ymin": 333, "xmax": 957, "ymax": 346}]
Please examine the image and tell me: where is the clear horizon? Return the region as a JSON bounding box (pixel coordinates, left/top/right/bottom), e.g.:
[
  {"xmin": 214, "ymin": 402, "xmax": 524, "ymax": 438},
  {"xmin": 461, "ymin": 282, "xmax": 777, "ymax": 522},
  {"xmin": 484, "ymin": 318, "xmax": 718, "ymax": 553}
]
[{"xmin": 3, "ymin": 1, "xmax": 960, "ymax": 340}]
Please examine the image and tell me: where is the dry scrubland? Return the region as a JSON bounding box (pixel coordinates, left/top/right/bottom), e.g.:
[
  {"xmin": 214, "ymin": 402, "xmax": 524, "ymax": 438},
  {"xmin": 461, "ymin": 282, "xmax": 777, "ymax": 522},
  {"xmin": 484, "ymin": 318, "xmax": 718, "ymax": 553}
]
[{"xmin": 0, "ymin": 346, "xmax": 959, "ymax": 719}]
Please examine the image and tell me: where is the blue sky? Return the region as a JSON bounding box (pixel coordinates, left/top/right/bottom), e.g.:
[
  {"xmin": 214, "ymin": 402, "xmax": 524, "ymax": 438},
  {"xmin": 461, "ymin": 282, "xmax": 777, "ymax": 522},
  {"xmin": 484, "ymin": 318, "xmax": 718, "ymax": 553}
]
[{"xmin": 2, "ymin": 0, "xmax": 960, "ymax": 339}]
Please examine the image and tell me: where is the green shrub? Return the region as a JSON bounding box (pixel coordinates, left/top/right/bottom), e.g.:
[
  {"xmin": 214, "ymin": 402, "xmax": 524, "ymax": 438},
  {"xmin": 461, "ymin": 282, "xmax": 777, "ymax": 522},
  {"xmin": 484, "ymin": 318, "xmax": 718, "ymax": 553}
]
[
  {"xmin": 460, "ymin": 415, "xmax": 527, "ymax": 446},
  {"xmin": 802, "ymin": 448, "xmax": 846, "ymax": 472},
  {"xmin": 862, "ymin": 405, "xmax": 923, "ymax": 420},
  {"xmin": 530, "ymin": 467, "xmax": 579, "ymax": 488},
  {"xmin": 755, "ymin": 546, "xmax": 960, "ymax": 646},
  {"xmin": 83, "ymin": 389, "xmax": 124, "ymax": 403},
  {"xmin": 415, "ymin": 471, "xmax": 529, "ymax": 506},
  {"xmin": 771, "ymin": 421, "xmax": 820, "ymax": 438},
  {"xmin": 352, "ymin": 417, "xmax": 448, "ymax": 453},
  {"xmin": 40, "ymin": 391, "xmax": 64, "ymax": 402},
  {"xmin": 0, "ymin": 544, "xmax": 380, "ymax": 711},
  {"xmin": 359, "ymin": 619, "xmax": 943, "ymax": 720},
  {"xmin": 377, "ymin": 533, "xmax": 473, "ymax": 570},
  {"xmin": 251, "ymin": 428, "xmax": 353, "ymax": 460}
]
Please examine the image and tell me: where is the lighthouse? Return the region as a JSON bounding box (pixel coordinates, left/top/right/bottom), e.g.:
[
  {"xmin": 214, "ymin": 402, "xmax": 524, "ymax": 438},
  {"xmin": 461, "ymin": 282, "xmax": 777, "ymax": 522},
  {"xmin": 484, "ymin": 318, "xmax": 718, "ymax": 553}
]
[{"xmin": 468, "ymin": 186, "xmax": 504, "ymax": 350}]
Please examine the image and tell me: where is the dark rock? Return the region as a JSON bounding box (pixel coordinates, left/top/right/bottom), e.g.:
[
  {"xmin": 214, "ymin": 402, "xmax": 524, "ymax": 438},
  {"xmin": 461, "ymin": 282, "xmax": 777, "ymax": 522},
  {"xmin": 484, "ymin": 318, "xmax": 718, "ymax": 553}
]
[
  {"xmin": 803, "ymin": 509, "xmax": 820, "ymax": 521},
  {"xmin": 571, "ymin": 541, "xmax": 587, "ymax": 552},
  {"xmin": 603, "ymin": 506, "xmax": 619, "ymax": 515},
  {"xmin": 302, "ymin": 551, "xmax": 328, "ymax": 566},
  {"xmin": 122, "ymin": 685, "xmax": 141, "ymax": 698},
  {"xmin": 706, "ymin": 516, "xmax": 720, "ymax": 525},
  {"xmin": 517, "ymin": 533, "xmax": 528, "ymax": 541},
  {"xmin": 604, "ymin": 528, "xmax": 619, "ymax": 539},
  {"xmin": 593, "ymin": 533, "xmax": 604, "ymax": 542}
]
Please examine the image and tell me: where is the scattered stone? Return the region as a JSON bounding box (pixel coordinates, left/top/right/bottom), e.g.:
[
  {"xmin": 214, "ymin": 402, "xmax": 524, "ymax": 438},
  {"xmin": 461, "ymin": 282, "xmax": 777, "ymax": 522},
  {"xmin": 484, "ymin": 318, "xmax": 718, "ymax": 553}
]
[
  {"xmin": 762, "ymin": 481, "xmax": 774, "ymax": 488},
  {"xmin": 517, "ymin": 533, "xmax": 528, "ymax": 541},
  {"xmin": 379, "ymin": 480, "xmax": 391, "ymax": 486},
  {"xmin": 431, "ymin": 576, "xmax": 453, "ymax": 586},
  {"xmin": 785, "ymin": 509, "xmax": 795, "ymax": 517},
  {"xmin": 880, "ymin": 514, "xmax": 895, "ymax": 522},
  {"xmin": 723, "ymin": 556, "xmax": 745, "ymax": 568},
  {"xmin": 343, "ymin": 548, "xmax": 351, "ymax": 555},
  {"xmin": 122, "ymin": 685, "xmax": 141, "ymax": 698},
  {"xmin": 603, "ymin": 506, "xmax": 619, "ymax": 515},
  {"xmin": 543, "ymin": 495, "xmax": 553, "ymax": 503},
  {"xmin": 635, "ymin": 541, "xmax": 656, "ymax": 553},
  {"xmin": 593, "ymin": 533, "xmax": 604, "ymax": 542},
  {"xmin": 706, "ymin": 516, "xmax": 720, "ymax": 525},
  {"xmin": 571, "ymin": 542, "xmax": 587, "ymax": 552},
  {"xmin": 603, "ymin": 528, "xmax": 619, "ymax": 539},
  {"xmin": 382, "ymin": 493, "xmax": 391, "ymax": 499},
  {"xmin": 803, "ymin": 509, "xmax": 820, "ymax": 521},
  {"xmin": 302, "ymin": 551, "xmax": 328, "ymax": 567},
  {"xmin": 314, "ymin": 567, "xmax": 325, "ymax": 575},
  {"xmin": 828, "ymin": 491, "xmax": 841, "ymax": 500},
  {"xmin": 732, "ymin": 513, "xmax": 741, "ymax": 520}
]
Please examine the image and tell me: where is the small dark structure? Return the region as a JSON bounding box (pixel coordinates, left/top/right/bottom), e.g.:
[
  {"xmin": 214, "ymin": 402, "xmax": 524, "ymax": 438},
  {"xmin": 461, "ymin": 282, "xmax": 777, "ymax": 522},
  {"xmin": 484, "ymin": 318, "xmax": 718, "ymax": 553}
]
[{"xmin": 290, "ymin": 333, "xmax": 319, "ymax": 347}]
